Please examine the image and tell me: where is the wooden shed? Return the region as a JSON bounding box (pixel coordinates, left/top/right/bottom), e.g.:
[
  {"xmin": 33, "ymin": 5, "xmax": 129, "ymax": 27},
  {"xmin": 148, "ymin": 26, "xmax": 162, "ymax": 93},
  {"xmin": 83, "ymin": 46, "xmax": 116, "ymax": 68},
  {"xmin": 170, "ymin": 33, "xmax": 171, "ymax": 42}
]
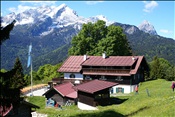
[
  {"xmin": 74, "ymin": 80, "xmax": 118, "ymax": 110},
  {"xmin": 43, "ymin": 82, "xmax": 77, "ymax": 106}
]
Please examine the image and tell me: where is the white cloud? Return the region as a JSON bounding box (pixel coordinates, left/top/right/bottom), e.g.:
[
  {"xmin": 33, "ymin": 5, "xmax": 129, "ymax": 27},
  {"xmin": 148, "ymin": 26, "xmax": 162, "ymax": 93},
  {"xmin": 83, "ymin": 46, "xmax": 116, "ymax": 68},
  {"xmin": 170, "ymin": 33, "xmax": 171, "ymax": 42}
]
[
  {"xmin": 85, "ymin": 1, "xmax": 104, "ymax": 5},
  {"xmin": 8, "ymin": 1, "xmax": 57, "ymax": 14},
  {"xmin": 9, "ymin": 5, "xmax": 36, "ymax": 14},
  {"xmin": 143, "ymin": 1, "xmax": 158, "ymax": 13},
  {"xmin": 160, "ymin": 29, "xmax": 174, "ymax": 39},
  {"xmin": 20, "ymin": 1, "xmax": 57, "ymax": 6},
  {"xmin": 160, "ymin": 29, "xmax": 172, "ymax": 34}
]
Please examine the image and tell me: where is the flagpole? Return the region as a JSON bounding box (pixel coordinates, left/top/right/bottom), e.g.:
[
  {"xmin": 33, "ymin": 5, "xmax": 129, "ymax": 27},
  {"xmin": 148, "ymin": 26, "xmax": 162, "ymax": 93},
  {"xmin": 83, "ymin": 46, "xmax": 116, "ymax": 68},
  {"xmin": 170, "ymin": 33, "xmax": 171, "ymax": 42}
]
[
  {"xmin": 27, "ymin": 43, "xmax": 33, "ymax": 96},
  {"xmin": 30, "ymin": 53, "xmax": 33, "ymax": 96}
]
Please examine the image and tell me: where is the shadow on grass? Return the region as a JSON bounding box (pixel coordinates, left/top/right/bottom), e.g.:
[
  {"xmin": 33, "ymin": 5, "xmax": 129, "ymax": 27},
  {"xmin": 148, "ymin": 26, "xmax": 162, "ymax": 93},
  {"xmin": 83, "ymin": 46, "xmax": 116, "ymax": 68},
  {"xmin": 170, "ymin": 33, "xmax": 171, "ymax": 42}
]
[
  {"xmin": 109, "ymin": 97, "xmax": 128, "ymax": 105},
  {"xmin": 97, "ymin": 97, "xmax": 128, "ymax": 106},
  {"xmin": 126, "ymin": 106, "xmax": 150, "ymax": 117},
  {"xmin": 70, "ymin": 109, "xmax": 125, "ymax": 117},
  {"xmin": 145, "ymin": 78, "xmax": 157, "ymax": 82},
  {"xmin": 68, "ymin": 98, "xmax": 127, "ymax": 117}
]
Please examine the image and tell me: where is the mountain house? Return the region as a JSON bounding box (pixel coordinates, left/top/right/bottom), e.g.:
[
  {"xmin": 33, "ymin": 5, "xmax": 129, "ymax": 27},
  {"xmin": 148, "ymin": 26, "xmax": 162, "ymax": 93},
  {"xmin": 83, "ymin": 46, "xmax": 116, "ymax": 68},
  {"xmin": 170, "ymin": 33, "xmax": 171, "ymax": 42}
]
[{"xmin": 58, "ymin": 53, "xmax": 149, "ymax": 94}]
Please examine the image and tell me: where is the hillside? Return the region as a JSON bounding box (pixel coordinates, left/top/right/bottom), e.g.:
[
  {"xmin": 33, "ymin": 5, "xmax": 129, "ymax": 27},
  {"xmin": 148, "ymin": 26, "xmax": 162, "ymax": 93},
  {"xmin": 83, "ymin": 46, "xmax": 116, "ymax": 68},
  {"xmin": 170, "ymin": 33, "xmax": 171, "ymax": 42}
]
[
  {"xmin": 28, "ymin": 79, "xmax": 175, "ymax": 117},
  {"xmin": 113, "ymin": 22, "xmax": 175, "ymax": 63}
]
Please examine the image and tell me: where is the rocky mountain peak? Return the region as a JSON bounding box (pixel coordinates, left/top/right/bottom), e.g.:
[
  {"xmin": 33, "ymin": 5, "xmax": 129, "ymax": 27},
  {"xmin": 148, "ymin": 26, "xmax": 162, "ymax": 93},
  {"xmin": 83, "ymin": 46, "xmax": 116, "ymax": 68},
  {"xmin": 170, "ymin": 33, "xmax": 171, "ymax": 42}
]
[
  {"xmin": 138, "ymin": 20, "xmax": 157, "ymax": 35},
  {"xmin": 1, "ymin": 4, "xmax": 113, "ymax": 36}
]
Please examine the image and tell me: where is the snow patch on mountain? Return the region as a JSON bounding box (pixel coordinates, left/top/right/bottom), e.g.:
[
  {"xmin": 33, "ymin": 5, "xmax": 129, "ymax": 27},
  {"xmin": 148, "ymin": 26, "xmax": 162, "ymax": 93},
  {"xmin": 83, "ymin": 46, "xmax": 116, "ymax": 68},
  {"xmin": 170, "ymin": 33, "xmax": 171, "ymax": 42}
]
[
  {"xmin": 2, "ymin": 3, "xmax": 145, "ymax": 36},
  {"xmin": 40, "ymin": 28, "xmax": 54, "ymax": 36},
  {"xmin": 1, "ymin": 4, "xmax": 113, "ymax": 29},
  {"xmin": 138, "ymin": 20, "xmax": 157, "ymax": 35},
  {"xmin": 1, "ymin": 12, "xmax": 17, "ymax": 27},
  {"xmin": 126, "ymin": 26, "xmax": 139, "ymax": 34},
  {"xmin": 88, "ymin": 15, "xmax": 114, "ymax": 26},
  {"xmin": 19, "ymin": 17, "xmax": 34, "ymax": 25}
]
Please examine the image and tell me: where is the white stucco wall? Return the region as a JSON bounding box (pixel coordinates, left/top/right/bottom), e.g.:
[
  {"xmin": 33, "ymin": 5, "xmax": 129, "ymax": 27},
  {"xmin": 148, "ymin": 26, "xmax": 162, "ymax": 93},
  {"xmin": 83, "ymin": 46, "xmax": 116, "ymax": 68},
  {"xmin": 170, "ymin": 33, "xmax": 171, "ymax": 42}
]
[
  {"xmin": 112, "ymin": 85, "xmax": 136, "ymax": 94},
  {"xmin": 64, "ymin": 73, "xmax": 83, "ymax": 79},
  {"xmin": 78, "ymin": 102, "xmax": 98, "ymax": 110}
]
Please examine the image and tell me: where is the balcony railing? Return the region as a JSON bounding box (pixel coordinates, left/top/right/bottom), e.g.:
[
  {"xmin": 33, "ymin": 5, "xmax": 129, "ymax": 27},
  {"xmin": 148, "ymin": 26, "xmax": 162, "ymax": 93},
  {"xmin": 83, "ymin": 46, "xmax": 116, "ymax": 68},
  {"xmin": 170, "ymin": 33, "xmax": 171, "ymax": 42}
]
[
  {"xmin": 82, "ymin": 68, "xmax": 130, "ymax": 74},
  {"xmin": 48, "ymin": 78, "xmax": 91, "ymax": 88}
]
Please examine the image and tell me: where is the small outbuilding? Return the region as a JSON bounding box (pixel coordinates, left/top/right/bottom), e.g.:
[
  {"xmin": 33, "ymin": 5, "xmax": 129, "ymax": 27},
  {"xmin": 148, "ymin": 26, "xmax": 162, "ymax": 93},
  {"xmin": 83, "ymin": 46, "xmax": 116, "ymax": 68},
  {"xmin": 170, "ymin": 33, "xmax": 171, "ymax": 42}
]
[
  {"xmin": 43, "ymin": 82, "xmax": 77, "ymax": 106},
  {"xmin": 74, "ymin": 79, "xmax": 118, "ymax": 110}
]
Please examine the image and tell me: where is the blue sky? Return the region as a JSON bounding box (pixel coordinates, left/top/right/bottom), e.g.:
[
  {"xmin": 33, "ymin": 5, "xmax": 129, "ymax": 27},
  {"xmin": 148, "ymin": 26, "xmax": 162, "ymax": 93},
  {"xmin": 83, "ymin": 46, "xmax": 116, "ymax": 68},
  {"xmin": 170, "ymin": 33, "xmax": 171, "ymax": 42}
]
[{"xmin": 1, "ymin": 1, "xmax": 174, "ymax": 39}]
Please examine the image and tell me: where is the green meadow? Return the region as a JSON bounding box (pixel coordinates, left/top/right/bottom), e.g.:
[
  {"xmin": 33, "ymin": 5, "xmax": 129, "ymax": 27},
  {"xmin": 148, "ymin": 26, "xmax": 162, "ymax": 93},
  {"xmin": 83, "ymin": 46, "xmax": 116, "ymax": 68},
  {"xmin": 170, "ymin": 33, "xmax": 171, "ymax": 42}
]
[{"xmin": 28, "ymin": 79, "xmax": 175, "ymax": 117}]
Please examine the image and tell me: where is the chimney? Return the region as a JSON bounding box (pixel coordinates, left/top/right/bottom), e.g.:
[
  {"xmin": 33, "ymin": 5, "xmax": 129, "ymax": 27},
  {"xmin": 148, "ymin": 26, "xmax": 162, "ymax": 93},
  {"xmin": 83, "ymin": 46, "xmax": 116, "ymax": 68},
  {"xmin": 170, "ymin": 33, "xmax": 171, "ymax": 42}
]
[
  {"xmin": 102, "ymin": 52, "xmax": 106, "ymax": 59},
  {"xmin": 132, "ymin": 56, "xmax": 135, "ymax": 60},
  {"xmin": 84, "ymin": 54, "xmax": 87, "ymax": 61}
]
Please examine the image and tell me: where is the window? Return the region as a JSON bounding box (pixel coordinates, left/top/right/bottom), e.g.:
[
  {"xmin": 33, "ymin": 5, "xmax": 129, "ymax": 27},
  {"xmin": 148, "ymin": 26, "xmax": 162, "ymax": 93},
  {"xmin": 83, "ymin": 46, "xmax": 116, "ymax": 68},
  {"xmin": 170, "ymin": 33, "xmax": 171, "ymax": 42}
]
[
  {"xmin": 99, "ymin": 76, "xmax": 106, "ymax": 80},
  {"xmin": 116, "ymin": 87, "xmax": 124, "ymax": 93},
  {"xmin": 110, "ymin": 88, "xmax": 114, "ymax": 94},
  {"xmin": 85, "ymin": 75, "xmax": 91, "ymax": 80},
  {"xmin": 101, "ymin": 66, "xmax": 106, "ymax": 69},
  {"xmin": 95, "ymin": 94, "xmax": 108, "ymax": 99},
  {"xmin": 115, "ymin": 76, "xmax": 123, "ymax": 81},
  {"xmin": 102, "ymin": 94, "xmax": 109, "ymax": 98},
  {"xmin": 69, "ymin": 73, "xmax": 75, "ymax": 78},
  {"xmin": 95, "ymin": 94, "xmax": 101, "ymax": 99}
]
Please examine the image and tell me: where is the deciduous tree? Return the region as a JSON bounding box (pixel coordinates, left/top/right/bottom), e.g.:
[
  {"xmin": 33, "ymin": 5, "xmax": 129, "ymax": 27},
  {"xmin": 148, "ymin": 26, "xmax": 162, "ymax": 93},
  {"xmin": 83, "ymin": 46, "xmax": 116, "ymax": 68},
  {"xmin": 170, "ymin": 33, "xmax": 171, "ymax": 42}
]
[
  {"xmin": 69, "ymin": 20, "xmax": 132, "ymax": 56},
  {"xmin": 150, "ymin": 56, "xmax": 175, "ymax": 80}
]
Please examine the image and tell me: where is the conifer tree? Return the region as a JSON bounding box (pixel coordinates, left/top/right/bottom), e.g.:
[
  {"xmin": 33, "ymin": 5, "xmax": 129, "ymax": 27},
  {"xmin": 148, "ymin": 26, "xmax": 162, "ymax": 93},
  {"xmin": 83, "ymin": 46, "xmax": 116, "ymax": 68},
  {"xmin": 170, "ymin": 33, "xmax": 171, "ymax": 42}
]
[
  {"xmin": 150, "ymin": 56, "xmax": 161, "ymax": 79},
  {"xmin": 10, "ymin": 57, "xmax": 26, "ymax": 89}
]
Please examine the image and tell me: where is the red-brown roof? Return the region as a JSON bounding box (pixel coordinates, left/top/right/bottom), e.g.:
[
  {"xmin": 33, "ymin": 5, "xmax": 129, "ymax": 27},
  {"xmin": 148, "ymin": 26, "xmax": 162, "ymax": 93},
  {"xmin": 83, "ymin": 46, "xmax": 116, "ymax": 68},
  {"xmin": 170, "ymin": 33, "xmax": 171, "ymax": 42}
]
[
  {"xmin": 53, "ymin": 82, "xmax": 77, "ymax": 99},
  {"xmin": 82, "ymin": 56, "xmax": 138, "ymax": 66},
  {"xmin": 66, "ymin": 91, "xmax": 77, "ymax": 99},
  {"xmin": 130, "ymin": 56, "xmax": 143, "ymax": 74},
  {"xmin": 58, "ymin": 56, "xmax": 84, "ymax": 72},
  {"xmin": 74, "ymin": 80, "xmax": 118, "ymax": 94},
  {"xmin": 43, "ymin": 82, "xmax": 77, "ymax": 99},
  {"xmin": 58, "ymin": 55, "xmax": 146, "ymax": 76}
]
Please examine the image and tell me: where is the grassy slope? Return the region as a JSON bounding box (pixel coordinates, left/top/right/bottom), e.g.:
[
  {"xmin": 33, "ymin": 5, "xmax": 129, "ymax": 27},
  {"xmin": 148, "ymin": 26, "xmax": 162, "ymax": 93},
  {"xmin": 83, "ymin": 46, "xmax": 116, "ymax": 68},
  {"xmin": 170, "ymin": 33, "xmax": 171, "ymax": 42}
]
[
  {"xmin": 28, "ymin": 79, "xmax": 175, "ymax": 117},
  {"xmin": 114, "ymin": 79, "xmax": 175, "ymax": 116}
]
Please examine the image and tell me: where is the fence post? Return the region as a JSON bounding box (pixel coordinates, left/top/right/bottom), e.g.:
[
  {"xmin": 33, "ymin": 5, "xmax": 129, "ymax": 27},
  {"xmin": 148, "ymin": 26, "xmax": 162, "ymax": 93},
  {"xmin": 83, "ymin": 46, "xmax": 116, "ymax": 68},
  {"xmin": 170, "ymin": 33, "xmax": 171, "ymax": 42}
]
[{"xmin": 146, "ymin": 88, "xmax": 150, "ymax": 97}]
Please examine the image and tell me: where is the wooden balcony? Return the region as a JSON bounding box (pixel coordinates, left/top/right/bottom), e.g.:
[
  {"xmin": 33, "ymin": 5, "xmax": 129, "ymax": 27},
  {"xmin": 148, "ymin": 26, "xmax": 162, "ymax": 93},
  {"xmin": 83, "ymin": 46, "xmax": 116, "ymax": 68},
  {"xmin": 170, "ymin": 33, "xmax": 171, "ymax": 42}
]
[
  {"xmin": 82, "ymin": 68, "xmax": 131, "ymax": 76},
  {"xmin": 48, "ymin": 78, "xmax": 91, "ymax": 88},
  {"xmin": 107, "ymin": 79, "xmax": 131, "ymax": 85}
]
